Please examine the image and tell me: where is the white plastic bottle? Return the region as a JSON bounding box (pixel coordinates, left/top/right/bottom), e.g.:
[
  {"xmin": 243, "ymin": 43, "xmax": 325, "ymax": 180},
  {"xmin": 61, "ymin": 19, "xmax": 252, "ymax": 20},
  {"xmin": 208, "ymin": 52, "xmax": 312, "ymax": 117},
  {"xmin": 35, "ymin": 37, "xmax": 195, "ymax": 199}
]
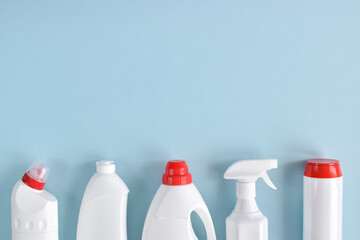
[
  {"xmin": 77, "ymin": 161, "xmax": 129, "ymax": 240},
  {"xmin": 303, "ymin": 159, "xmax": 343, "ymax": 240},
  {"xmin": 142, "ymin": 160, "xmax": 216, "ymax": 240},
  {"xmin": 224, "ymin": 159, "xmax": 278, "ymax": 240},
  {"xmin": 11, "ymin": 162, "xmax": 58, "ymax": 240}
]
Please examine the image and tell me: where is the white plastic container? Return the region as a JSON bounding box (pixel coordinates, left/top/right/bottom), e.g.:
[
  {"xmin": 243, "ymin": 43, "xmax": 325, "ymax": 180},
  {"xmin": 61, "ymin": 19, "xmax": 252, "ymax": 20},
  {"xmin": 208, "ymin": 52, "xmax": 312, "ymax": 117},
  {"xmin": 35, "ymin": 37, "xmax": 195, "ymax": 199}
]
[
  {"xmin": 224, "ymin": 159, "xmax": 278, "ymax": 240},
  {"xmin": 11, "ymin": 162, "xmax": 58, "ymax": 240},
  {"xmin": 142, "ymin": 160, "xmax": 216, "ymax": 240},
  {"xmin": 303, "ymin": 159, "xmax": 343, "ymax": 240},
  {"xmin": 77, "ymin": 161, "xmax": 129, "ymax": 240}
]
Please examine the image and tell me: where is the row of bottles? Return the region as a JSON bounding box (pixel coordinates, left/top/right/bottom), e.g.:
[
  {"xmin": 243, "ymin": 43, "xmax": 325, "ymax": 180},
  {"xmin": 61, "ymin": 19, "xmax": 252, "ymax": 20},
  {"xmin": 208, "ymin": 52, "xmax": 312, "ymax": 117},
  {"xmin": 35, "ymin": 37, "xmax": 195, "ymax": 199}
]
[{"xmin": 11, "ymin": 158, "xmax": 342, "ymax": 240}]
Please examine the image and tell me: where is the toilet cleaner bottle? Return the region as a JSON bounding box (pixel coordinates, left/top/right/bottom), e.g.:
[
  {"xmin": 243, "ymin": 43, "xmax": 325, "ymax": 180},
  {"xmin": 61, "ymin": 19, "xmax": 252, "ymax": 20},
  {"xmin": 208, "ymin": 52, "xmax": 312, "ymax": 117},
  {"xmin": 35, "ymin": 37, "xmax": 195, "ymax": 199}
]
[
  {"xmin": 11, "ymin": 162, "xmax": 58, "ymax": 240},
  {"xmin": 142, "ymin": 160, "xmax": 216, "ymax": 240},
  {"xmin": 77, "ymin": 161, "xmax": 129, "ymax": 240},
  {"xmin": 224, "ymin": 159, "xmax": 277, "ymax": 240}
]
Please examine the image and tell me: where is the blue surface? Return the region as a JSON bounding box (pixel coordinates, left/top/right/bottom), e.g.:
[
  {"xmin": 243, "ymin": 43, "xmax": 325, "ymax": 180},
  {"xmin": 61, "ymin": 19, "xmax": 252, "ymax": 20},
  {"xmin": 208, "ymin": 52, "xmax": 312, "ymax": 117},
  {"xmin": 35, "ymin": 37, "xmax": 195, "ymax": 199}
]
[{"xmin": 1, "ymin": 0, "xmax": 359, "ymax": 239}]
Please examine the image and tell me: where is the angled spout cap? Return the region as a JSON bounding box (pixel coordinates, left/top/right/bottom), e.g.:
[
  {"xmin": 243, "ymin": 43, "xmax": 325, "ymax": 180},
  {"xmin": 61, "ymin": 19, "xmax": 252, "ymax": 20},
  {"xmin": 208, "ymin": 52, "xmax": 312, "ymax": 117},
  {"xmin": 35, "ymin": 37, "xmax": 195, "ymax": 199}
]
[{"xmin": 224, "ymin": 159, "xmax": 278, "ymax": 190}]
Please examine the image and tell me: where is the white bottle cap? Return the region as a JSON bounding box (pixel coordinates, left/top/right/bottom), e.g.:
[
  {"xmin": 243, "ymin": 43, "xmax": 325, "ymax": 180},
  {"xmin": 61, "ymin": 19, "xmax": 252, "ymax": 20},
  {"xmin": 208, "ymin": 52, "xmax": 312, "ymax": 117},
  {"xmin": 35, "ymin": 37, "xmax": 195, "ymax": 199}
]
[
  {"xmin": 96, "ymin": 161, "xmax": 115, "ymax": 174},
  {"xmin": 26, "ymin": 162, "xmax": 49, "ymax": 183},
  {"xmin": 22, "ymin": 162, "xmax": 50, "ymax": 190}
]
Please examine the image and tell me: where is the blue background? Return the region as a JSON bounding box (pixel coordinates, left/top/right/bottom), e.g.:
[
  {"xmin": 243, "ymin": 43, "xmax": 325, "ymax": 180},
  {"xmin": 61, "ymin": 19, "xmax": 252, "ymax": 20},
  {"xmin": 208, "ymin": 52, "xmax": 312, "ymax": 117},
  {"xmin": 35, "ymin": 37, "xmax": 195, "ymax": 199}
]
[{"xmin": 0, "ymin": 0, "xmax": 359, "ymax": 239}]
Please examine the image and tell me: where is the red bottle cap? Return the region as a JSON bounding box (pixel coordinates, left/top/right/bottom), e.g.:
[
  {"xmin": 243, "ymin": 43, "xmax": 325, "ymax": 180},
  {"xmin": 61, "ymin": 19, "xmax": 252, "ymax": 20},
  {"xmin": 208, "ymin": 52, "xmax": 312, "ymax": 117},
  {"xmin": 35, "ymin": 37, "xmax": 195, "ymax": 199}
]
[
  {"xmin": 304, "ymin": 159, "xmax": 342, "ymax": 178},
  {"xmin": 22, "ymin": 173, "xmax": 46, "ymax": 190},
  {"xmin": 162, "ymin": 160, "xmax": 192, "ymax": 185}
]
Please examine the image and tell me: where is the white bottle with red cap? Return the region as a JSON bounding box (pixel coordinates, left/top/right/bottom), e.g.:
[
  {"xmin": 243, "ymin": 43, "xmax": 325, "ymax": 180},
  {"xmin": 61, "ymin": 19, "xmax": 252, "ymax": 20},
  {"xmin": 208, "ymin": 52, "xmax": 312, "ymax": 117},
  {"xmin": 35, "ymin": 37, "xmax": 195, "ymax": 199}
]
[
  {"xmin": 142, "ymin": 160, "xmax": 216, "ymax": 240},
  {"xmin": 11, "ymin": 162, "xmax": 58, "ymax": 240},
  {"xmin": 77, "ymin": 161, "xmax": 129, "ymax": 240},
  {"xmin": 303, "ymin": 159, "xmax": 343, "ymax": 240}
]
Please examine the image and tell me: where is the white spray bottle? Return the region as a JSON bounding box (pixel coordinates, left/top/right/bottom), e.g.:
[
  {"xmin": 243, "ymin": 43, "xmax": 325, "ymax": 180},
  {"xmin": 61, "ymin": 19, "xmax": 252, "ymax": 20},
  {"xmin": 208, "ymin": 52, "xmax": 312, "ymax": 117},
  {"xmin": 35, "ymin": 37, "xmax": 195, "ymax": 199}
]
[
  {"xmin": 77, "ymin": 161, "xmax": 129, "ymax": 240},
  {"xmin": 11, "ymin": 162, "xmax": 58, "ymax": 240},
  {"xmin": 142, "ymin": 160, "xmax": 216, "ymax": 240},
  {"xmin": 224, "ymin": 159, "xmax": 277, "ymax": 240}
]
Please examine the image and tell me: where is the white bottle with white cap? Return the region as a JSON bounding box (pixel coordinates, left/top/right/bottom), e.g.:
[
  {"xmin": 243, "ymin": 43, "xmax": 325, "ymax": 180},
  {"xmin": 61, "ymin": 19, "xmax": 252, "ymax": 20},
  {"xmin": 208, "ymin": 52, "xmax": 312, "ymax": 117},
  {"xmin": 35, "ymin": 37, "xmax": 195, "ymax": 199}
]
[
  {"xmin": 11, "ymin": 162, "xmax": 58, "ymax": 240},
  {"xmin": 77, "ymin": 161, "xmax": 129, "ymax": 240},
  {"xmin": 224, "ymin": 159, "xmax": 278, "ymax": 240}
]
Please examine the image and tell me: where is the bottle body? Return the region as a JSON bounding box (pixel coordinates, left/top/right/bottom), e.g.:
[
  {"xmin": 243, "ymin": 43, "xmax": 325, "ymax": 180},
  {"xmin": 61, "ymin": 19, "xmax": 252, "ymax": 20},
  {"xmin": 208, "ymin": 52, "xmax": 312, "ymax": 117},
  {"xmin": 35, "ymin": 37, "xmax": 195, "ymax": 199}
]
[
  {"xmin": 226, "ymin": 198, "xmax": 267, "ymax": 240},
  {"xmin": 303, "ymin": 176, "xmax": 343, "ymax": 240},
  {"xmin": 11, "ymin": 181, "xmax": 58, "ymax": 240},
  {"xmin": 142, "ymin": 184, "xmax": 216, "ymax": 240},
  {"xmin": 77, "ymin": 169, "xmax": 129, "ymax": 240}
]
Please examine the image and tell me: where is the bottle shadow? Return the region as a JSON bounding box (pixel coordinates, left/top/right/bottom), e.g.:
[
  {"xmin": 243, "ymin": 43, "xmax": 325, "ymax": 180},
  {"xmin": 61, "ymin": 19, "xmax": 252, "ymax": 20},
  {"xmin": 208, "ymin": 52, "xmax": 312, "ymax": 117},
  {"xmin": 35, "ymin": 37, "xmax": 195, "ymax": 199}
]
[
  {"xmin": 281, "ymin": 159, "xmax": 307, "ymax": 240},
  {"xmin": 49, "ymin": 155, "xmax": 98, "ymax": 240},
  {"xmin": 125, "ymin": 157, "xmax": 167, "ymax": 240}
]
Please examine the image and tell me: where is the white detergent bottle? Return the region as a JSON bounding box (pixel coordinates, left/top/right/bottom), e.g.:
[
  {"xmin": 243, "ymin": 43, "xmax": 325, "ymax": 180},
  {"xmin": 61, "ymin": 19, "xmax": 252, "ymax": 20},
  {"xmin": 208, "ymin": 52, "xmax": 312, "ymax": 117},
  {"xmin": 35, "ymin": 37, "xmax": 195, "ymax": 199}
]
[
  {"xmin": 77, "ymin": 160, "xmax": 129, "ymax": 240},
  {"xmin": 11, "ymin": 162, "xmax": 58, "ymax": 240},
  {"xmin": 142, "ymin": 160, "xmax": 216, "ymax": 240},
  {"xmin": 224, "ymin": 159, "xmax": 278, "ymax": 240}
]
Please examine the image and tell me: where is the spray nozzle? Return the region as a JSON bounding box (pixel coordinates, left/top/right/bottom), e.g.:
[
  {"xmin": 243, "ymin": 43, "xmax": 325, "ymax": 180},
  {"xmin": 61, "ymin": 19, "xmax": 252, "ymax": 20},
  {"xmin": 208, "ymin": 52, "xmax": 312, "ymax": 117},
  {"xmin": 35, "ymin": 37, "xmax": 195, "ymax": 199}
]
[{"xmin": 224, "ymin": 159, "xmax": 278, "ymax": 198}]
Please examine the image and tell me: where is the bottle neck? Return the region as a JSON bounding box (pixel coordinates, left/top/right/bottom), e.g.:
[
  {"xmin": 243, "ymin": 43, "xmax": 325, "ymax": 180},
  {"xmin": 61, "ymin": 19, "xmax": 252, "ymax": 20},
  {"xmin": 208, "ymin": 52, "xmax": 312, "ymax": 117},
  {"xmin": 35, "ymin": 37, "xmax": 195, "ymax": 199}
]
[
  {"xmin": 236, "ymin": 181, "xmax": 256, "ymax": 198},
  {"xmin": 234, "ymin": 182, "xmax": 259, "ymax": 213}
]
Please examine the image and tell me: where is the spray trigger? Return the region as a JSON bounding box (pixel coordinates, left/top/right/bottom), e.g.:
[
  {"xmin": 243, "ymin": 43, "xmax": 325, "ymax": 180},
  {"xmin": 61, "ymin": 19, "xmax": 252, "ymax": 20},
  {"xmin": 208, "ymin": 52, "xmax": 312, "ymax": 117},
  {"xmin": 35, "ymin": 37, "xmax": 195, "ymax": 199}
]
[{"xmin": 260, "ymin": 172, "xmax": 277, "ymax": 190}]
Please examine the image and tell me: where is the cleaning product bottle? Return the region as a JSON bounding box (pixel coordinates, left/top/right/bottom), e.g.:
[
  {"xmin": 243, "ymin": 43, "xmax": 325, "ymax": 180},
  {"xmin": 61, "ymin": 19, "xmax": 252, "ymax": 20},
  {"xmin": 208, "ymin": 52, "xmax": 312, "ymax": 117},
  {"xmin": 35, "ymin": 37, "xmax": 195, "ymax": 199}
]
[
  {"xmin": 224, "ymin": 159, "xmax": 277, "ymax": 240},
  {"xmin": 77, "ymin": 160, "xmax": 129, "ymax": 240},
  {"xmin": 303, "ymin": 159, "xmax": 343, "ymax": 240},
  {"xmin": 142, "ymin": 160, "xmax": 216, "ymax": 240},
  {"xmin": 11, "ymin": 162, "xmax": 58, "ymax": 240}
]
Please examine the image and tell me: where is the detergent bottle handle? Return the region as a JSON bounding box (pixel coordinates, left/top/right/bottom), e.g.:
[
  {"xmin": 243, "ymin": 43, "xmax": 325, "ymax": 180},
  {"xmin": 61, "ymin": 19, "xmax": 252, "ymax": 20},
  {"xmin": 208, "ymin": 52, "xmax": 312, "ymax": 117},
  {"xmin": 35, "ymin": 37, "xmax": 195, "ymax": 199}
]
[{"xmin": 193, "ymin": 204, "xmax": 217, "ymax": 240}]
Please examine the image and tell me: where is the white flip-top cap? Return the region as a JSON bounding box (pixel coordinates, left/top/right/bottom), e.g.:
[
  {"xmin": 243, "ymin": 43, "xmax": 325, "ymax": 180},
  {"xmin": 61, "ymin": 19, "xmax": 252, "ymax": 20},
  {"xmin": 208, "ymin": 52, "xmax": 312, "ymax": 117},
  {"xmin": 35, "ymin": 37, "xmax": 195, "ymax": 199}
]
[
  {"xmin": 96, "ymin": 161, "xmax": 115, "ymax": 174},
  {"xmin": 22, "ymin": 162, "xmax": 50, "ymax": 190},
  {"xmin": 26, "ymin": 162, "xmax": 49, "ymax": 183}
]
